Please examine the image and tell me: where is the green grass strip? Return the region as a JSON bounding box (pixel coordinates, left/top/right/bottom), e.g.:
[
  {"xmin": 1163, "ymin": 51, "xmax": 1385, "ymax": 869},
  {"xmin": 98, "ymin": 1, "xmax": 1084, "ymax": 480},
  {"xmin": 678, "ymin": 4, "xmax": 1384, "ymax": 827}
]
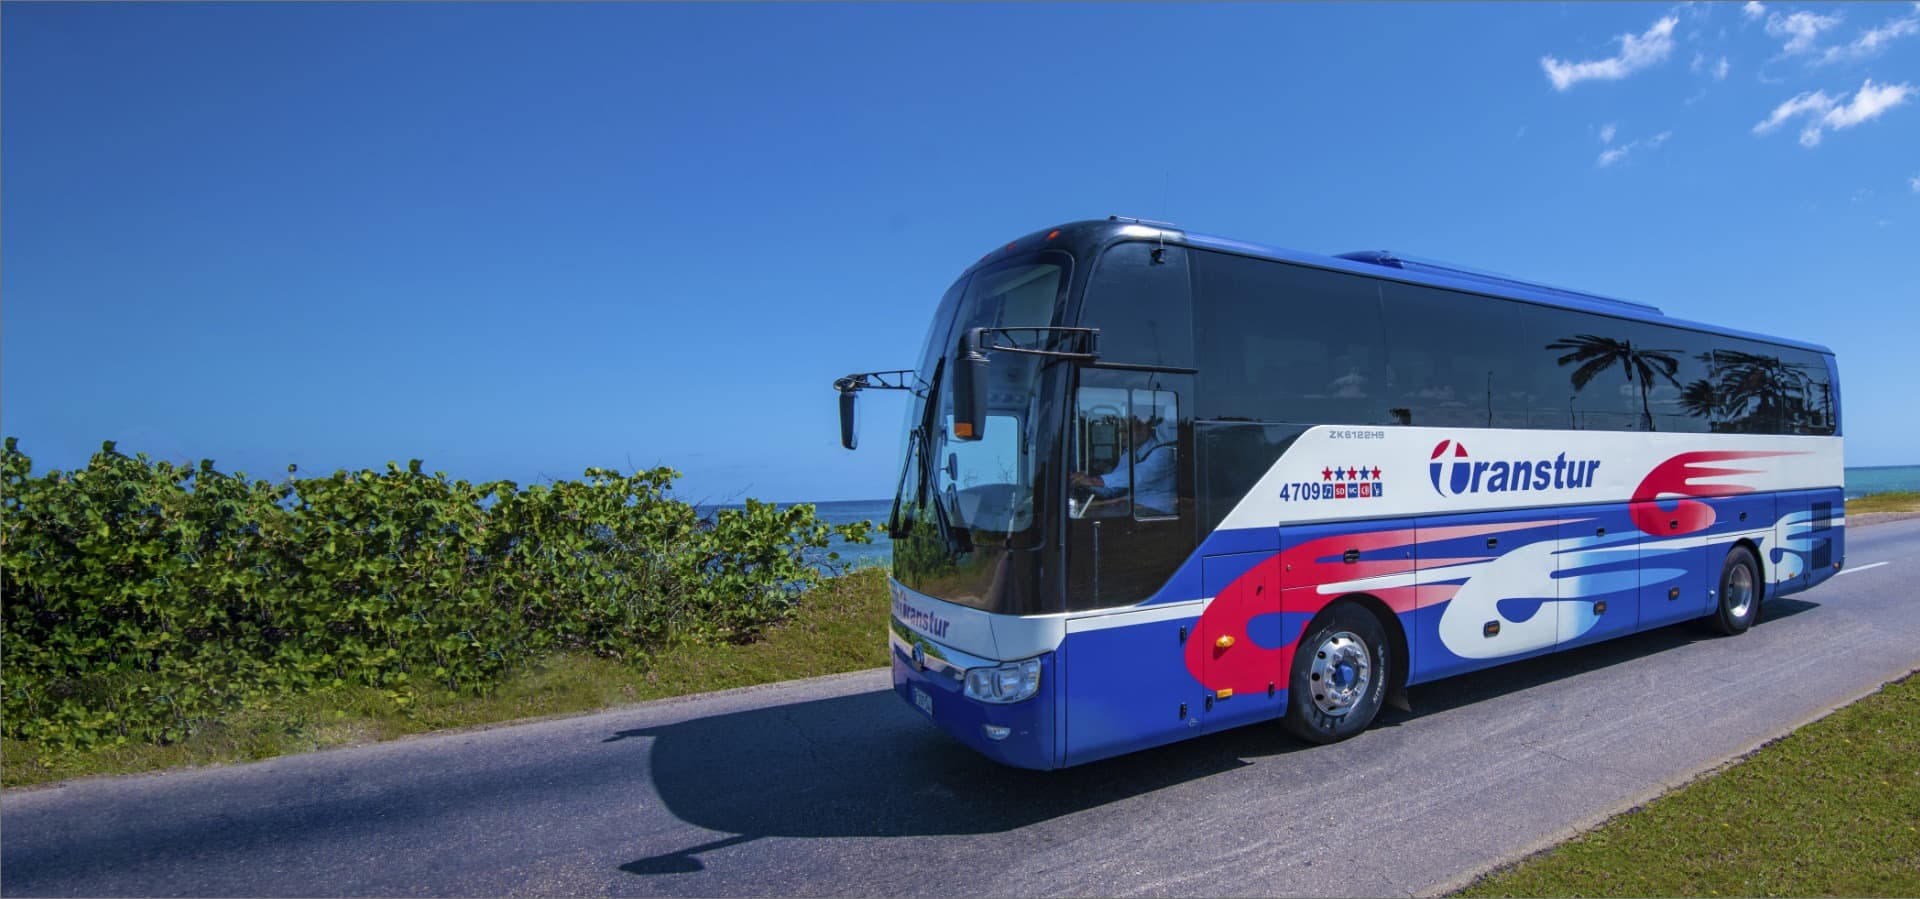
[
  {"xmin": 1848, "ymin": 491, "xmax": 1920, "ymax": 515},
  {"xmin": 4, "ymin": 567, "xmax": 892, "ymax": 789},
  {"xmin": 1460, "ymin": 671, "xmax": 1920, "ymax": 897}
]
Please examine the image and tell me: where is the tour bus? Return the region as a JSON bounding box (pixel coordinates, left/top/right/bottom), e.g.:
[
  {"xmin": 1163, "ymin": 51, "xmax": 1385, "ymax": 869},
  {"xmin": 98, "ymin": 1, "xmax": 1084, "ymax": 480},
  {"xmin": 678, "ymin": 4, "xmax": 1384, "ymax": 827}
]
[{"xmin": 833, "ymin": 217, "xmax": 1842, "ymax": 770}]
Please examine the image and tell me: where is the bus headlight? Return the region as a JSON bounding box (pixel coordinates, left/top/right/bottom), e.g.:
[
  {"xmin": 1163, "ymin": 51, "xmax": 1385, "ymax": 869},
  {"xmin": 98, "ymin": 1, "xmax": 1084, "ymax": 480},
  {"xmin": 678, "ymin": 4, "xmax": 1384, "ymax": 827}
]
[{"xmin": 963, "ymin": 657, "xmax": 1041, "ymax": 703}]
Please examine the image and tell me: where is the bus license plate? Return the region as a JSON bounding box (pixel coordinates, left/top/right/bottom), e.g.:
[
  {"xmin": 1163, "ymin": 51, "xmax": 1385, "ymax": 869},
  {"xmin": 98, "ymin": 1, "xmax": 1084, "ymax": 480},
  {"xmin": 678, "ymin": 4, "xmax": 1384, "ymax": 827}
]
[{"xmin": 912, "ymin": 685, "xmax": 933, "ymax": 716}]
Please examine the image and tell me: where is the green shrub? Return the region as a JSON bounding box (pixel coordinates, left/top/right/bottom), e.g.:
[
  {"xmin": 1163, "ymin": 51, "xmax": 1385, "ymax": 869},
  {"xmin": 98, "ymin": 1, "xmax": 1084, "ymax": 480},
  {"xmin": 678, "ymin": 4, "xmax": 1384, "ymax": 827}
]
[{"xmin": 0, "ymin": 438, "xmax": 870, "ymax": 750}]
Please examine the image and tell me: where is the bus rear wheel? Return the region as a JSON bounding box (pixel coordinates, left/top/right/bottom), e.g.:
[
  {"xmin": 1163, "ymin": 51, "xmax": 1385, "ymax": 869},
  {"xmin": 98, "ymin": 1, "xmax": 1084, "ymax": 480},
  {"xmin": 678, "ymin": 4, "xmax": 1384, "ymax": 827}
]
[
  {"xmin": 1283, "ymin": 603, "xmax": 1391, "ymax": 744},
  {"xmin": 1707, "ymin": 545, "xmax": 1762, "ymax": 636}
]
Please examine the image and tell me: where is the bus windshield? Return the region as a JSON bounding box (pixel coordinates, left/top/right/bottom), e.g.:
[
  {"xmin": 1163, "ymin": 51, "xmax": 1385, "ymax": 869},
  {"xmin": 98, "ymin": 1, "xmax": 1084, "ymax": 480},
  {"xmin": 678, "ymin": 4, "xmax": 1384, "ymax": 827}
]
[{"xmin": 892, "ymin": 255, "xmax": 1069, "ymax": 609}]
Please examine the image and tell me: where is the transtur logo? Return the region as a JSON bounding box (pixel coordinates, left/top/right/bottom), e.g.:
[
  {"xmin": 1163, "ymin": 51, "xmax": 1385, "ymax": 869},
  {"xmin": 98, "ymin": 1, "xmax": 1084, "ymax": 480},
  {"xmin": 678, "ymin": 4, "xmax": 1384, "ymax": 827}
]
[
  {"xmin": 1429, "ymin": 439, "xmax": 1602, "ymax": 497},
  {"xmin": 891, "ymin": 596, "xmax": 951, "ymax": 639},
  {"xmin": 1429, "ymin": 440, "xmax": 1470, "ymax": 495}
]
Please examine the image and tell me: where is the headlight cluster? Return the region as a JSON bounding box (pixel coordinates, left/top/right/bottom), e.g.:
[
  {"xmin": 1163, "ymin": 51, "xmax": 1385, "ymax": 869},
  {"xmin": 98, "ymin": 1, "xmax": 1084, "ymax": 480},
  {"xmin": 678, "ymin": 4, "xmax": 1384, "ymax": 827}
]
[{"xmin": 963, "ymin": 657, "xmax": 1041, "ymax": 703}]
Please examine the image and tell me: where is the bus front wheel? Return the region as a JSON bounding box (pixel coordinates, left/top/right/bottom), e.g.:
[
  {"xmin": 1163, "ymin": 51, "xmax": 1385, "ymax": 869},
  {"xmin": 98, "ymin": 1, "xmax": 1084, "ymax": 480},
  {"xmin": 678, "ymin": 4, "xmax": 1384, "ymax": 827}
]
[
  {"xmin": 1706, "ymin": 545, "xmax": 1762, "ymax": 636},
  {"xmin": 1283, "ymin": 603, "xmax": 1391, "ymax": 744}
]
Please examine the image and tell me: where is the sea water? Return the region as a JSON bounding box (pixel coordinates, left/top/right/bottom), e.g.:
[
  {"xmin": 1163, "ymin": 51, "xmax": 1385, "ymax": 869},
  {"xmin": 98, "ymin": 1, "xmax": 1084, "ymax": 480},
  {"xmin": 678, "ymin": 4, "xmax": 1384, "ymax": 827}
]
[
  {"xmin": 1845, "ymin": 465, "xmax": 1920, "ymax": 499},
  {"xmin": 805, "ymin": 498, "xmax": 895, "ymax": 571}
]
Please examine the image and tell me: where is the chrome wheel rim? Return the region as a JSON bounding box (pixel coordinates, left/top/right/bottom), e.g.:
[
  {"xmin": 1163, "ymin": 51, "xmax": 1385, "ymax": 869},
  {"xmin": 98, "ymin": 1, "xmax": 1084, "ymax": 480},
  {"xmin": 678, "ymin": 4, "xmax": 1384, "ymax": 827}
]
[
  {"xmin": 1308, "ymin": 631, "xmax": 1372, "ymax": 716},
  {"xmin": 1726, "ymin": 563, "xmax": 1755, "ymax": 619}
]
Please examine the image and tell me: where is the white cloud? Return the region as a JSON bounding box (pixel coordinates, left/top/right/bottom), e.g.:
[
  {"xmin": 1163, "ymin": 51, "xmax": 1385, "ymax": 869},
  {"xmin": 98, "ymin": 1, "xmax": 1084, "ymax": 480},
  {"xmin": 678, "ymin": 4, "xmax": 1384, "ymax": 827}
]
[
  {"xmin": 1753, "ymin": 89, "xmax": 1836, "ymax": 135},
  {"xmin": 1911, "ymin": 173, "xmax": 1920, "ymax": 193},
  {"xmin": 1744, "ymin": 1, "xmax": 1767, "ymax": 21},
  {"xmin": 1541, "ymin": 15, "xmax": 1679, "ymax": 91},
  {"xmin": 1597, "ymin": 130, "xmax": 1672, "ymax": 167},
  {"xmin": 1767, "ymin": 9, "xmax": 1843, "ymax": 55},
  {"xmin": 1752, "ymin": 79, "xmax": 1915, "ymax": 147},
  {"xmin": 1689, "ymin": 53, "xmax": 1730, "ymax": 82},
  {"xmin": 1818, "ymin": 11, "xmax": 1920, "ymax": 65},
  {"xmin": 1825, "ymin": 79, "xmax": 1914, "ymax": 127},
  {"xmin": 1600, "ymin": 122, "xmax": 1618, "ymax": 143}
]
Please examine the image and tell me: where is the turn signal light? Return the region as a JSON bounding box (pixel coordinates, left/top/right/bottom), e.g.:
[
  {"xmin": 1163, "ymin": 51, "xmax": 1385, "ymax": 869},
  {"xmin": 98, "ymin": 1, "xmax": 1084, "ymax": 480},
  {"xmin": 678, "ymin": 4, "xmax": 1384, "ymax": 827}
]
[{"xmin": 1215, "ymin": 635, "xmax": 1235, "ymax": 649}]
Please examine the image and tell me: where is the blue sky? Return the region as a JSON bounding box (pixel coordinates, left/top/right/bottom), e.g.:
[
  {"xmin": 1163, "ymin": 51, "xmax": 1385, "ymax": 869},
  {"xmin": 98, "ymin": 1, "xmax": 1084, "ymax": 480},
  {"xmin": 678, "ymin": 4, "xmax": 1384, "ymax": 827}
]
[{"xmin": 5, "ymin": 2, "xmax": 1917, "ymax": 502}]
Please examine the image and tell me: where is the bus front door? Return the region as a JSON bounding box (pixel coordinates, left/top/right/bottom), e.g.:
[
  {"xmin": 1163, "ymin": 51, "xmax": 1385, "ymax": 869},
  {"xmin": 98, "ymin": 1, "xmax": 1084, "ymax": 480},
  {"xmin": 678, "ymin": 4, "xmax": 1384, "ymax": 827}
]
[{"xmin": 1061, "ymin": 368, "xmax": 1198, "ymax": 764}]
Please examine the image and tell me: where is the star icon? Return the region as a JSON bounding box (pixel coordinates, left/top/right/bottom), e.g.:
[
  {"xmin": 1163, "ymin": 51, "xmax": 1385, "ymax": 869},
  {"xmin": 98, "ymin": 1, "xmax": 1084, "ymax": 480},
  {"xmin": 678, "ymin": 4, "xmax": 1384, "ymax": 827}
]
[
  {"xmin": 1372, "ymin": 466, "xmax": 1382, "ymax": 479},
  {"xmin": 1322, "ymin": 466, "xmax": 1333, "ymax": 481}
]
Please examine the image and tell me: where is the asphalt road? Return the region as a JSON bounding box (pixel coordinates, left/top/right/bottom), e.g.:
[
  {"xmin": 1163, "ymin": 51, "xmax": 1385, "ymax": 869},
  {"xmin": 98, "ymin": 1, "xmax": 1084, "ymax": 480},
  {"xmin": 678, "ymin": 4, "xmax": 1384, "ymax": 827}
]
[{"xmin": 6, "ymin": 517, "xmax": 1919, "ymax": 898}]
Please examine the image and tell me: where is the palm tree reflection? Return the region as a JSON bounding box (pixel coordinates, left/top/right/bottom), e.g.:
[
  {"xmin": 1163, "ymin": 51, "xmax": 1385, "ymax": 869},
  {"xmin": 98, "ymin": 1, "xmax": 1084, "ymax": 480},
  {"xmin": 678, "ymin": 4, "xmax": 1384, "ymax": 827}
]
[
  {"xmin": 1547, "ymin": 334, "xmax": 1681, "ymax": 431},
  {"xmin": 1680, "ymin": 349, "xmax": 1825, "ymax": 434}
]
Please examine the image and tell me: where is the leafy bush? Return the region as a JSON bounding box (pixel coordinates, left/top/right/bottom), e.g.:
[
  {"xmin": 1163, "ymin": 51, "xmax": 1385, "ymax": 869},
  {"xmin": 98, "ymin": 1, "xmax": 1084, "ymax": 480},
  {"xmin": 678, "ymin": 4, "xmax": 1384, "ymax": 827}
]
[{"xmin": 0, "ymin": 438, "xmax": 869, "ymax": 750}]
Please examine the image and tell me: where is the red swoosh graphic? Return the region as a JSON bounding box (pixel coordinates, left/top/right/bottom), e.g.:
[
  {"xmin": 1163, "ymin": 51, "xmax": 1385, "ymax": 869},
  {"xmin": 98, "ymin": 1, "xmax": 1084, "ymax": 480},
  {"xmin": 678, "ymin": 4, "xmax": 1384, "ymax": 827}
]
[
  {"xmin": 1628, "ymin": 450, "xmax": 1801, "ymax": 536},
  {"xmin": 1184, "ymin": 520, "xmax": 1574, "ymax": 694}
]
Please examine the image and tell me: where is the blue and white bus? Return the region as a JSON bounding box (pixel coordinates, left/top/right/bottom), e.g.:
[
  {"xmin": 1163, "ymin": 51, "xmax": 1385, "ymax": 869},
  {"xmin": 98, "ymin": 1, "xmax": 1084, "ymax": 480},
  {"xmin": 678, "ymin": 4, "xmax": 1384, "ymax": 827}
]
[{"xmin": 834, "ymin": 217, "xmax": 1843, "ymax": 770}]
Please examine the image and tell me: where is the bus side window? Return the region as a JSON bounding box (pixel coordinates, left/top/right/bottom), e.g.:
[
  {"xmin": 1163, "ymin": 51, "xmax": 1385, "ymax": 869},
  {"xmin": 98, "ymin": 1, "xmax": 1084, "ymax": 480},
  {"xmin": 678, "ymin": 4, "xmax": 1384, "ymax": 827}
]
[
  {"xmin": 1131, "ymin": 389, "xmax": 1180, "ymax": 521},
  {"xmin": 1073, "ymin": 387, "xmax": 1131, "ymax": 519}
]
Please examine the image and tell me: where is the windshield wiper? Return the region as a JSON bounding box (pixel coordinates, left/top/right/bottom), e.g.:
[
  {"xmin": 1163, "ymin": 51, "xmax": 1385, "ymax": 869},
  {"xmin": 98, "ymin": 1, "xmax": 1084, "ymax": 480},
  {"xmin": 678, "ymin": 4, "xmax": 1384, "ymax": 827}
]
[
  {"xmin": 899, "ymin": 423, "xmax": 971, "ymax": 553},
  {"xmin": 888, "ymin": 425, "xmax": 923, "ymax": 539}
]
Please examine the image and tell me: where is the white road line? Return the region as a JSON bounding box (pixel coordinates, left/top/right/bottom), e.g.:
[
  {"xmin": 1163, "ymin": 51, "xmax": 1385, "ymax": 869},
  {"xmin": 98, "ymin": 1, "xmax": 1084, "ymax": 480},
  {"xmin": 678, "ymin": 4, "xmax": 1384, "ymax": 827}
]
[{"xmin": 1836, "ymin": 561, "xmax": 1890, "ymax": 577}]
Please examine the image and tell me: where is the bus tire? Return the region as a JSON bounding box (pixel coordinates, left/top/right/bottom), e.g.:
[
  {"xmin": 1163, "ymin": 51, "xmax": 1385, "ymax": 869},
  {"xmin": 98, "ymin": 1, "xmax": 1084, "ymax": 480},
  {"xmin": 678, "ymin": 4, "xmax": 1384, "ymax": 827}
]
[
  {"xmin": 1707, "ymin": 545, "xmax": 1762, "ymax": 636},
  {"xmin": 1283, "ymin": 602, "xmax": 1391, "ymax": 744}
]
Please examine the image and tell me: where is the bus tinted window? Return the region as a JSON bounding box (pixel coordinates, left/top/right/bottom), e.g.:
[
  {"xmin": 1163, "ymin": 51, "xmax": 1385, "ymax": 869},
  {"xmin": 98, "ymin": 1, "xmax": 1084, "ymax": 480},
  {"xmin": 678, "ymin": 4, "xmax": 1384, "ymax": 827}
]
[
  {"xmin": 1545, "ymin": 315, "xmax": 1651, "ymax": 431},
  {"xmin": 1193, "ymin": 252, "xmax": 1388, "ymax": 424},
  {"xmin": 1712, "ymin": 341, "xmax": 1833, "ymax": 435},
  {"xmin": 1377, "ymin": 283, "xmax": 1559, "ymax": 429},
  {"xmin": 1082, "ymin": 242, "xmax": 1193, "ymax": 369},
  {"xmin": 1795, "ymin": 351, "xmax": 1837, "ymax": 435},
  {"xmin": 1188, "ymin": 247, "xmax": 1823, "ymax": 436},
  {"xmin": 1645, "ymin": 326, "xmax": 1715, "ymax": 434},
  {"xmin": 1602, "ymin": 319, "xmax": 1714, "ymax": 434}
]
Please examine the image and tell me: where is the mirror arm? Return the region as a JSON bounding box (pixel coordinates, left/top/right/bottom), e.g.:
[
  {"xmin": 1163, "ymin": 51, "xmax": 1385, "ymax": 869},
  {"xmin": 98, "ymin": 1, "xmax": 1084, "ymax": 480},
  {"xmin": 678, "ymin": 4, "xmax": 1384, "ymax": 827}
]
[
  {"xmin": 832, "ymin": 369, "xmax": 919, "ymax": 394},
  {"xmin": 834, "ymin": 368, "xmax": 917, "ymax": 451}
]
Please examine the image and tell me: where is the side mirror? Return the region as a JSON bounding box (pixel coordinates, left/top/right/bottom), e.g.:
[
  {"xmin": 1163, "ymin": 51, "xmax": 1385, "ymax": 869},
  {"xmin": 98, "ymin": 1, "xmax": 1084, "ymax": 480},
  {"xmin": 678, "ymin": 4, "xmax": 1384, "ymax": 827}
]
[
  {"xmin": 950, "ymin": 328, "xmax": 990, "ymax": 441},
  {"xmin": 838, "ymin": 391, "xmax": 859, "ymax": 450}
]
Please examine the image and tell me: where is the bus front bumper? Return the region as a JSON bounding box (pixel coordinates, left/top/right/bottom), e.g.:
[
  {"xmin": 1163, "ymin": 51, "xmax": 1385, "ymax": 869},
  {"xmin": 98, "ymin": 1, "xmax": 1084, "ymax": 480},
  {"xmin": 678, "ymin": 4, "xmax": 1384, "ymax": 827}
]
[{"xmin": 889, "ymin": 625, "xmax": 1057, "ymax": 770}]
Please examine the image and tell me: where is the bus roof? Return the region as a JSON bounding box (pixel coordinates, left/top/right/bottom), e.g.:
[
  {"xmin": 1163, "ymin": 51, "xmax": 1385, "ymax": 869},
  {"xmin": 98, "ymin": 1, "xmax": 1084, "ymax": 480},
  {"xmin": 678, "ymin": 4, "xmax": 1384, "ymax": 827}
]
[{"xmin": 991, "ymin": 218, "xmax": 1834, "ymax": 357}]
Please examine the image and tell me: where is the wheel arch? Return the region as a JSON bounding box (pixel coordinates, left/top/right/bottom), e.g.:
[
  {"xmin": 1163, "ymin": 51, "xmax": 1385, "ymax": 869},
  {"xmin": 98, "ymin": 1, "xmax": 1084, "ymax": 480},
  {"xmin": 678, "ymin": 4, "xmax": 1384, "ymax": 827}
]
[
  {"xmin": 1730, "ymin": 537, "xmax": 1766, "ymax": 602},
  {"xmin": 1324, "ymin": 592, "xmax": 1410, "ymax": 696}
]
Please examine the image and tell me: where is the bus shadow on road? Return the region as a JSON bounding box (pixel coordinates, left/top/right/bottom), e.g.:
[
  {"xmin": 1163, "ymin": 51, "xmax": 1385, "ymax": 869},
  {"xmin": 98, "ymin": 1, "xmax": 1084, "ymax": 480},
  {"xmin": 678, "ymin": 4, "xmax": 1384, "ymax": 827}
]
[
  {"xmin": 615, "ymin": 597, "xmax": 1819, "ymax": 877},
  {"xmin": 611, "ymin": 688, "xmax": 1311, "ymax": 876}
]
